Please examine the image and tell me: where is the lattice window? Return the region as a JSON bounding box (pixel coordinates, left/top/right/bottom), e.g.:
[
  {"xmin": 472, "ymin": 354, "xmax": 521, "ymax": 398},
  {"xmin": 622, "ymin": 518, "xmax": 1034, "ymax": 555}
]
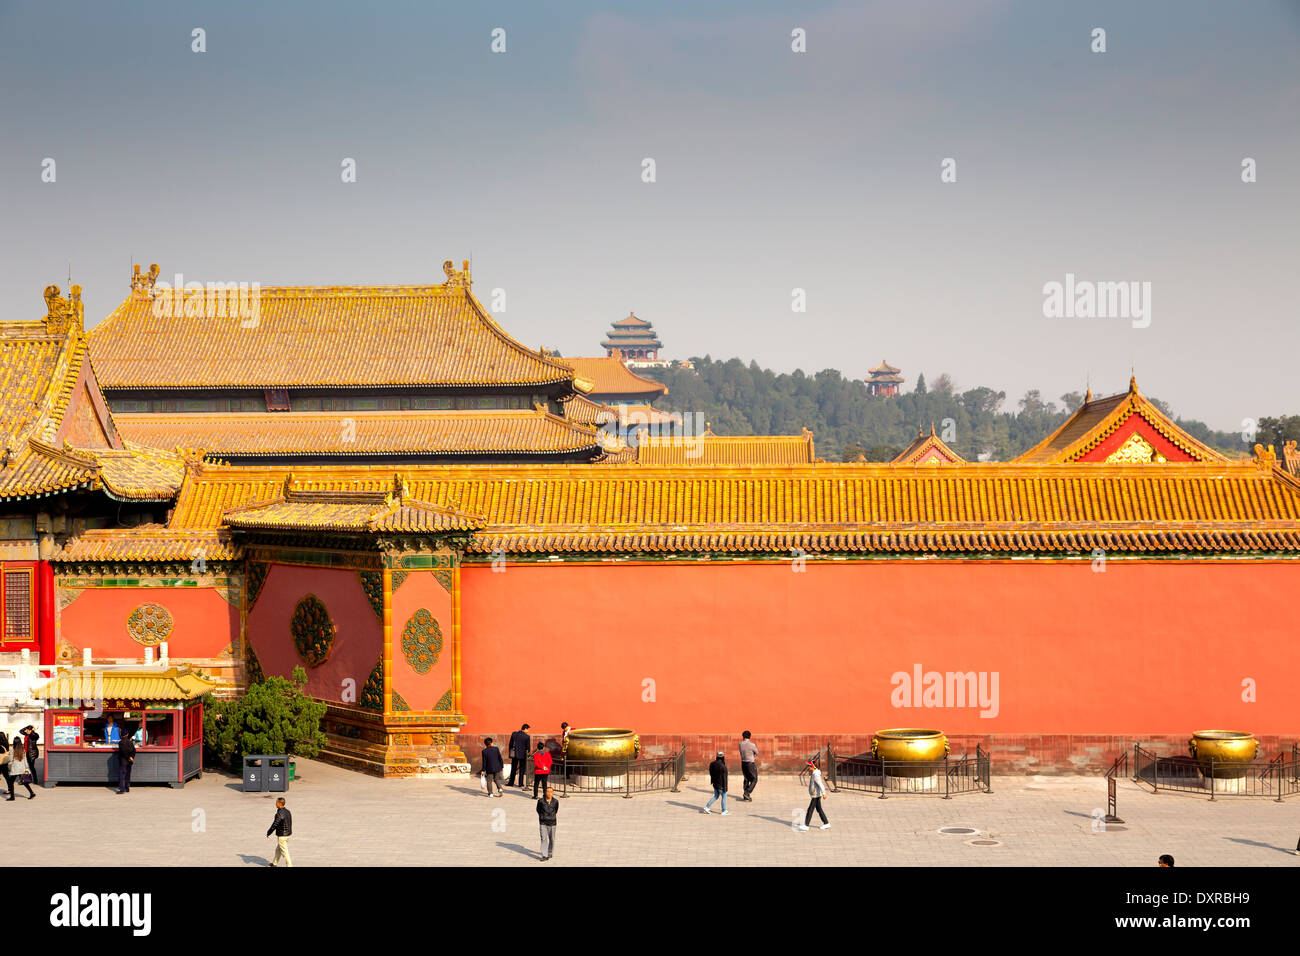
[{"xmin": 2, "ymin": 569, "xmax": 33, "ymax": 641}]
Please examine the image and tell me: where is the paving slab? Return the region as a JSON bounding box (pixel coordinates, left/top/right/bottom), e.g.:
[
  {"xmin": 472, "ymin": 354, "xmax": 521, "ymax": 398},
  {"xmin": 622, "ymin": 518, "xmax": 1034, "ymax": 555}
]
[{"xmin": 10, "ymin": 760, "xmax": 1300, "ymax": 866}]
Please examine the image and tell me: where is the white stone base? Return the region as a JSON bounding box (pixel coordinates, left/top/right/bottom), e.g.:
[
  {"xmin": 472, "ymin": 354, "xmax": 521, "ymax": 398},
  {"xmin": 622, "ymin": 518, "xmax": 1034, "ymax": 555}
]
[
  {"xmin": 885, "ymin": 772, "xmax": 940, "ymax": 792},
  {"xmin": 572, "ymin": 773, "xmax": 627, "ymax": 791},
  {"xmin": 1201, "ymin": 774, "xmax": 1251, "ymax": 794}
]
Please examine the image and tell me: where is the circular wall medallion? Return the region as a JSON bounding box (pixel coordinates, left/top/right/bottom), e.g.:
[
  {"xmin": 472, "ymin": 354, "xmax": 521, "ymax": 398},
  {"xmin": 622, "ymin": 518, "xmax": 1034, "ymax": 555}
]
[
  {"xmin": 400, "ymin": 608, "xmax": 443, "ymax": 674},
  {"xmin": 126, "ymin": 604, "xmax": 173, "ymax": 646},
  {"xmin": 290, "ymin": 594, "xmax": 335, "ymax": 666}
]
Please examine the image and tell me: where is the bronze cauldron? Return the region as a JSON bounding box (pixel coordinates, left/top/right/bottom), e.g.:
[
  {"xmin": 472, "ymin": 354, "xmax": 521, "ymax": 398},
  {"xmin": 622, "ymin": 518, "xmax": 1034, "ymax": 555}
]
[
  {"xmin": 563, "ymin": 728, "xmax": 640, "ymax": 765},
  {"xmin": 871, "ymin": 729, "xmax": 948, "ymax": 776},
  {"xmin": 1188, "ymin": 730, "xmax": 1258, "ymax": 779}
]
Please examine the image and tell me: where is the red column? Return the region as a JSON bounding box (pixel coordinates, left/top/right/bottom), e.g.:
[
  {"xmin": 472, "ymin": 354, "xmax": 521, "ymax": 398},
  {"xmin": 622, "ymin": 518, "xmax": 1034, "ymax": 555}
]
[{"xmin": 37, "ymin": 560, "xmax": 55, "ymax": 665}]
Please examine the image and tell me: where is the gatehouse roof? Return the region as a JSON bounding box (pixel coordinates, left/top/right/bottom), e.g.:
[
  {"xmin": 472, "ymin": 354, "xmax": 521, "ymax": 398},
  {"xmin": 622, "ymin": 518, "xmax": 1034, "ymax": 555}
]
[
  {"xmin": 113, "ymin": 408, "xmax": 606, "ymax": 460},
  {"xmin": 1015, "ymin": 378, "xmax": 1227, "ymax": 464},
  {"xmin": 0, "ymin": 292, "xmax": 183, "ymax": 501},
  {"xmin": 562, "ymin": 356, "xmax": 668, "ymax": 399},
  {"xmin": 89, "ymin": 262, "xmax": 577, "ymax": 391},
  {"xmin": 134, "ymin": 458, "xmax": 1300, "ymax": 557}
]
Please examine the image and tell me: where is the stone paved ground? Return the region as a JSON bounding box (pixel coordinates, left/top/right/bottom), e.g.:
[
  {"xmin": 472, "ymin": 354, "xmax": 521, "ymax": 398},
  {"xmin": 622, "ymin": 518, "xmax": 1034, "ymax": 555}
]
[{"xmin": 10, "ymin": 759, "xmax": 1300, "ymax": 866}]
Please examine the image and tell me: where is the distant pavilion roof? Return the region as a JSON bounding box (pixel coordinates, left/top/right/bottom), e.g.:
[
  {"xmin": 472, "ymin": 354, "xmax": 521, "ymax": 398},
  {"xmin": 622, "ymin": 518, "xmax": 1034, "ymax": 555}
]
[{"xmin": 601, "ymin": 312, "xmax": 663, "ymax": 352}]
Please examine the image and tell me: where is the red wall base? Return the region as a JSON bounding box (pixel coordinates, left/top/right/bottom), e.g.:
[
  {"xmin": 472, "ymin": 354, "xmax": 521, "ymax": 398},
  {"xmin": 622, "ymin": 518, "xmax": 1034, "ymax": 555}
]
[{"xmin": 455, "ymin": 732, "xmax": 1295, "ymax": 775}]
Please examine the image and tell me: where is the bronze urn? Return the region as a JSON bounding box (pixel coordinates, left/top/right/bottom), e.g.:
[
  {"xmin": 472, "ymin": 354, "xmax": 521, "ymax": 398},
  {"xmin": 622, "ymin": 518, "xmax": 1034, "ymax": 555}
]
[{"xmin": 1188, "ymin": 730, "xmax": 1258, "ymax": 779}]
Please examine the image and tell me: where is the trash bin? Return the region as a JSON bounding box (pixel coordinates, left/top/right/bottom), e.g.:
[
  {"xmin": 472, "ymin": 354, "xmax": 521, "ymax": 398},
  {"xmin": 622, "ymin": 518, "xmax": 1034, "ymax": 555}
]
[
  {"xmin": 243, "ymin": 756, "xmax": 265, "ymax": 792},
  {"xmin": 266, "ymin": 756, "xmax": 289, "ymax": 792}
]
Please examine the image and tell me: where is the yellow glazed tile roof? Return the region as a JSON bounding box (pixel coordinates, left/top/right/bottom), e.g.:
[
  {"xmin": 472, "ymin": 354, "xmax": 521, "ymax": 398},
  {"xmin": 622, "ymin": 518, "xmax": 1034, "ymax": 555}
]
[
  {"xmin": 1015, "ymin": 379, "xmax": 1226, "ymax": 464},
  {"xmin": 0, "ymin": 303, "xmax": 180, "ymax": 501},
  {"xmin": 637, "ymin": 432, "xmax": 816, "ymax": 465},
  {"xmin": 559, "ymin": 357, "xmax": 668, "ymax": 398},
  {"xmin": 51, "ymin": 528, "xmax": 235, "ymax": 563},
  {"xmin": 89, "ymin": 266, "xmax": 576, "ymax": 390},
  {"xmin": 222, "ymin": 479, "xmax": 484, "ymax": 534},
  {"xmin": 892, "ymin": 426, "xmax": 967, "ymax": 464},
  {"xmin": 113, "ymin": 409, "xmax": 603, "ymax": 458},
  {"xmin": 159, "ymin": 460, "xmax": 1300, "ymax": 555},
  {"xmin": 34, "ymin": 666, "xmax": 217, "ymax": 701}
]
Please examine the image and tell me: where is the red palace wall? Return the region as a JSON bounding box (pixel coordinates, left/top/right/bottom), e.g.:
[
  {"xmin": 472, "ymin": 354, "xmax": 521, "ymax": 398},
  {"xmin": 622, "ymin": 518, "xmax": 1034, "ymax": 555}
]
[
  {"xmin": 247, "ymin": 564, "xmax": 380, "ymax": 704},
  {"xmin": 459, "ymin": 560, "xmax": 1300, "ymax": 769},
  {"xmin": 59, "ymin": 586, "xmax": 236, "ymax": 661},
  {"xmin": 390, "ymin": 570, "xmax": 455, "ymax": 712}
]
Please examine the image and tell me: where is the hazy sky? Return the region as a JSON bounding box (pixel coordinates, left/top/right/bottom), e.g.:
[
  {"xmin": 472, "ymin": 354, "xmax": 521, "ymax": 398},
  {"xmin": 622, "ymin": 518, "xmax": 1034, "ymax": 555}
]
[{"xmin": 2, "ymin": 0, "xmax": 1296, "ymax": 429}]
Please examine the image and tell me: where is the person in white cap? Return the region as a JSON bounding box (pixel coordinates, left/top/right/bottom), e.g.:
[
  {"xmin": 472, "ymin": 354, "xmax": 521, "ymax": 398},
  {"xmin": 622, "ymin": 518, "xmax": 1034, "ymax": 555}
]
[
  {"xmin": 702, "ymin": 751, "xmax": 730, "ymax": 815},
  {"xmin": 796, "ymin": 759, "xmax": 830, "ymax": 830}
]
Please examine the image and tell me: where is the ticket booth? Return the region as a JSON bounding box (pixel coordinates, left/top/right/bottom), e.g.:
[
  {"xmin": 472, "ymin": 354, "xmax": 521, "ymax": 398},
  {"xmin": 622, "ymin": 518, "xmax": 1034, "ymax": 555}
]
[{"xmin": 34, "ymin": 666, "xmax": 214, "ymax": 789}]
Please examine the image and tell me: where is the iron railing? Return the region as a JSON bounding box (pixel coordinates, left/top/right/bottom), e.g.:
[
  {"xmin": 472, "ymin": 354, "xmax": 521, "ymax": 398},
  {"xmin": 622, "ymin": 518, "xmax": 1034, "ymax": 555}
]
[
  {"xmin": 1103, "ymin": 751, "xmax": 1128, "ymax": 823},
  {"xmin": 821, "ymin": 742, "xmax": 991, "ymax": 798},
  {"xmin": 1133, "ymin": 743, "xmax": 1299, "ymax": 801},
  {"xmin": 545, "ymin": 745, "xmax": 687, "ymax": 798}
]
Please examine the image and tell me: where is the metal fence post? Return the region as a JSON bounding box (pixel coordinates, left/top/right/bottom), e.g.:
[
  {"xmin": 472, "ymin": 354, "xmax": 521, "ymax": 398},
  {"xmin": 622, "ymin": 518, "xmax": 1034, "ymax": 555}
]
[
  {"xmin": 943, "ymin": 756, "xmax": 950, "ymax": 799},
  {"xmin": 1207, "ymin": 757, "xmax": 1215, "ymax": 801},
  {"xmin": 623, "ymin": 757, "xmax": 632, "ymax": 799}
]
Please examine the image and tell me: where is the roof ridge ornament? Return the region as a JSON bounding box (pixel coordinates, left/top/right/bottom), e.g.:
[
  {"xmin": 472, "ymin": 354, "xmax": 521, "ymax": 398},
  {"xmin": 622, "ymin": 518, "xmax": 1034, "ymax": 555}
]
[
  {"xmin": 131, "ymin": 263, "xmax": 160, "ymax": 297},
  {"xmin": 442, "ymin": 259, "xmax": 472, "ymax": 290},
  {"xmin": 43, "ymin": 284, "xmax": 84, "ymax": 334}
]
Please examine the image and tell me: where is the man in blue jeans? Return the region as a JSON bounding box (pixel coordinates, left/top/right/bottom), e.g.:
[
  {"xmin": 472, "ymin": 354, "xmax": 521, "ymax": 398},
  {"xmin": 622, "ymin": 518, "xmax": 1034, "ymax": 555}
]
[{"xmin": 702, "ymin": 751, "xmax": 729, "ymax": 815}]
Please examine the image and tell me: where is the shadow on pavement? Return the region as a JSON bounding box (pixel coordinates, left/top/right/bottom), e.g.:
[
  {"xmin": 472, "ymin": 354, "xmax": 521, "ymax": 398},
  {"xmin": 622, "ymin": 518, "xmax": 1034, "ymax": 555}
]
[
  {"xmin": 238, "ymin": 854, "xmax": 270, "ymax": 866},
  {"xmin": 497, "ymin": 842, "xmax": 538, "ymax": 860},
  {"xmin": 1223, "ymin": 836, "xmax": 1295, "ymax": 856}
]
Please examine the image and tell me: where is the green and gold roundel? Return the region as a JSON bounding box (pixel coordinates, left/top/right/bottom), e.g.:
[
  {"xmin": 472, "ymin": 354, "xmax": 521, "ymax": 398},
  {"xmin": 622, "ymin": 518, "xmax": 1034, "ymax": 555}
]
[
  {"xmin": 290, "ymin": 594, "xmax": 335, "ymax": 667},
  {"xmin": 401, "ymin": 608, "xmax": 443, "ymax": 674},
  {"xmin": 126, "ymin": 604, "xmax": 173, "ymax": 646}
]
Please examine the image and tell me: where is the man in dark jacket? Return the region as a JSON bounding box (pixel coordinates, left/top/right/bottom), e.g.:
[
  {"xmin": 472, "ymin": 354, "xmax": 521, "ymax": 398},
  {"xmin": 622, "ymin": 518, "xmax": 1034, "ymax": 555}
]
[
  {"xmin": 266, "ymin": 797, "xmax": 293, "ymax": 867},
  {"xmin": 703, "ymin": 750, "xmax": 729, "ymax": 815},
  {"xmin": 536, "ymin": 784, "xmax": 558, "ymax": 861},
  {"xmin": 116, "ymin": 733, "xmax": 135, "ymax": 794},
  {"xmin": 507, "ymin": 723, "xmax": 531, "ymax": 788},
  {"xmin": 481, "ymin": 737, "xmax": 505, "ymax": 797}
]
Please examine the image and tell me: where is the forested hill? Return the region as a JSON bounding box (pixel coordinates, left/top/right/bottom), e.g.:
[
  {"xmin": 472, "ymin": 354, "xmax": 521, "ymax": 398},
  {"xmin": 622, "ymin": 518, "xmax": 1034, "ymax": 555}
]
[{"xmin": 638, "ymin": 357, "xmax": 1246, "ymax": 463}]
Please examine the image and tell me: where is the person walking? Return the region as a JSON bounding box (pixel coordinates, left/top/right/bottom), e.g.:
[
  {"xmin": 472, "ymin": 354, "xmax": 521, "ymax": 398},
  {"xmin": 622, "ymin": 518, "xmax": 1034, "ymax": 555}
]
[
  {"xmin": 739, "ymin": 730, "xmax": 759, "ymax": 801},
  {"xmin": 532, "ymin": 741, "xmax": 552, "ymax": 798},
  {"xmin": 0, "ymin": 733, "xmax": 13, "ymax": 798},
  {"xmin": 480, "ymin": 737, "xmax": 505, "ymax": 797},
  {"xmin": 703, "ymin": 751, "xmax": 729, "ymax": 815},
  {"xmin": 266, "ymin": 797, "xmax": 293, "ymax": 867},
  {"xmin": 507, "ymin": 723, "xmax": 531, "ymax": 788},
  {"xmin": 8, "ymin": 742, "xmax": 34, "ymax": 800},
  {"xmin": 536, "ymin": 783, "xmax": 559, "ymax": 861},
  {"xmin": 19, "ymin": 727, "xmax": 40, "ymax": 786},
  {"xmin": 116, "ymin": 730, "xmax": 135, "ymax": 794},
  {"xmin": 797, "ymin": 759, "xmax": 829, "ymax": 830}
]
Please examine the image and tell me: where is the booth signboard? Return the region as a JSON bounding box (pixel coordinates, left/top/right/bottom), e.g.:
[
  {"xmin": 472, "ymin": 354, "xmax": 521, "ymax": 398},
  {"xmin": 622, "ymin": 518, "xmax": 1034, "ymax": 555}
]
[{"xmin": 51, "ymin": 713, "xmax": 81, "ymax": 747}]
